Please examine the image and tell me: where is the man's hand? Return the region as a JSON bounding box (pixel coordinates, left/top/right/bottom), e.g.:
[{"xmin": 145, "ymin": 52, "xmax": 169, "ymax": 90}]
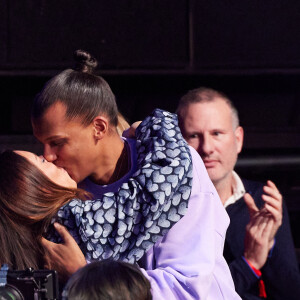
[
  {"xmin": 244, "ymin": 193, "xmax": 274, "ymax": 269},
  {"xmin": 262, "ymin": 180, "xmax": 283, "ymax": 243},
  {"xmin": 41, "ymin": 223, "xmax": 87, "ymax": 281}
]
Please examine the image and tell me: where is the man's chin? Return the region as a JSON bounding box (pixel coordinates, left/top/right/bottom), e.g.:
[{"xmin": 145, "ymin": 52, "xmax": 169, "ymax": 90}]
[
  {"xmin": 65, "ymin": 170, "xmax": 79, "ymax": 183},
  {"xmin": 206, "ymin": 169, "xmax": 221, "ymax": 183},
  {"xmin": 73, "ymin": 176, "xmax": 81, "ymax": 184}
]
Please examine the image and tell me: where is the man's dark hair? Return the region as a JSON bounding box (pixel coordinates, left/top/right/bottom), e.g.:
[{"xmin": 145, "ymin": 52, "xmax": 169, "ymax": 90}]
[
  {"xmin": 31, "ymin": 50, "xmax": 118, "ymax": 127},
  {"xmin": 63, "ymin": 260, "xmax": 152, "ymax": 300}
]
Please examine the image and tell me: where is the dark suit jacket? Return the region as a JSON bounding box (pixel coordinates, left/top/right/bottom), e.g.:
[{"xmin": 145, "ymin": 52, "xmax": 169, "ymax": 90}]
[{"xmin": 224, "ymin": 178, "xmax": 300, "ymax": 300}]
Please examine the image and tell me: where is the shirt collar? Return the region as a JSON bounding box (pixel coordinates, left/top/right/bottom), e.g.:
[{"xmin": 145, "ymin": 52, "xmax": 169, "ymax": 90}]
[{"xmin": 224, "ymin": 171, "xmax": 246, "ymax": 208}]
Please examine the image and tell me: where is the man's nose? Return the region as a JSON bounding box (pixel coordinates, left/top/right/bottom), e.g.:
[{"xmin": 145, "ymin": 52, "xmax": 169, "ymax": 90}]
[
  {"xmin": 200, "ymin": 135, "xmax": 214, "ymax": 156},
  {"xmin": 43, "ymin": 145, "xmax": 57, "ymax": 162}
]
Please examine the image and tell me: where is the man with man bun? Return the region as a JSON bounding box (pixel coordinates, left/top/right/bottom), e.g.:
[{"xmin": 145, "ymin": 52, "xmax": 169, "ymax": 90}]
[{"xmin": 32, "ymin": 51, "xmax": 240, "ymax": 299}]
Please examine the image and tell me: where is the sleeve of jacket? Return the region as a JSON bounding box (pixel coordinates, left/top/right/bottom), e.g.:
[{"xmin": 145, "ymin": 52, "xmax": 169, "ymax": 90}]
[
  {"xmin": 261, "ymin": 199, "xmax": 300, "ymax": 300},
  {"xmin": 228, "ymin": 256, "xmax": 260, "ymax": 296}
]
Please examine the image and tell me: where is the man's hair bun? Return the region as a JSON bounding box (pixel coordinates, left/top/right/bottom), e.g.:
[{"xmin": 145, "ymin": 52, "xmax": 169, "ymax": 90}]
[{"xmin": 74, "ymin": 49, "xmax": 98, "ymax": 73}]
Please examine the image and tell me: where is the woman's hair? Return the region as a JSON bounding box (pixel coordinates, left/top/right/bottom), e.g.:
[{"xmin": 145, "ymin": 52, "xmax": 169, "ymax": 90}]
[
  {"xmin": 31, "ymin": 49, "xmax": 119, "ymax": 127},
  {"xmin": 116, "ymin": 112, "xmax": 130, "ymax": 136},
  {"xmin": 0, "ymin": 150, "xmax": 89, "ymax": 270},
  {"xmin": 63, "ymin": 260, "xmax": 152, "ymax": 300}
]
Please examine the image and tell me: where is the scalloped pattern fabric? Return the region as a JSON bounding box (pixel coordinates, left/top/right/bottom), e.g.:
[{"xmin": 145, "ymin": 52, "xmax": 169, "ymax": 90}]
[{"xmin": 48, "ymin": 109, "xmax": 193, "ymax": 264}]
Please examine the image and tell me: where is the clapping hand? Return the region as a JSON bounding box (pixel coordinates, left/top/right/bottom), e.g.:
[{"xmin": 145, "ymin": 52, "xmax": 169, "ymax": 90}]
[
  {"xmin": 261, "ymin": 180, "xmax": 283, "ymax": 245},
  {"xmin": 243, "ymin": 181, "xmax": 282, "ymax": 269}
]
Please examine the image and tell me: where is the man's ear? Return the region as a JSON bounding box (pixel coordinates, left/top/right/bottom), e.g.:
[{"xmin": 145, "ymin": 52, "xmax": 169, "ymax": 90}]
[
  {"xmin": 235, "ymin": 126, "xmax": 244, "ymax": 154},
  {"xmin": 92, "ymin": 116, "xmax": 109, "ymax": 140}
]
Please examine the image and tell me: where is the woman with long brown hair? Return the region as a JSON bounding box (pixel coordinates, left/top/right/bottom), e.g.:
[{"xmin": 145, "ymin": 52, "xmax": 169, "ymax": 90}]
[
  {"xmin": 0, "ymin": 109, "xmax": 193, "ymax": 271},
  {"xmin": 0, "ymin": 150, "xmax": 88, "ymax": 270}
]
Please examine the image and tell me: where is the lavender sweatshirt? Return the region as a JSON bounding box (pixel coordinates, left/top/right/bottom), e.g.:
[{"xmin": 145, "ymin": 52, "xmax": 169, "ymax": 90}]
[{"xmin": 81, "ymin": 140, "xmax": 240, "ymax": 300}]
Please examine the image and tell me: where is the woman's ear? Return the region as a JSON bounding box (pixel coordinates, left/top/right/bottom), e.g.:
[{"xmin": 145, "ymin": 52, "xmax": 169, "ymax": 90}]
[{"xmin": 92, "ymin": 116, "xmax": 109, "ymax": 140}]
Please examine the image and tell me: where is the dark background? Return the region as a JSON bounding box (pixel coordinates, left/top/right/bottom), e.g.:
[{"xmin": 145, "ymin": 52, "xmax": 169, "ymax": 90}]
[{"xmin": 0, "ymin": 1, "xmax": 299, "ymax": 252}]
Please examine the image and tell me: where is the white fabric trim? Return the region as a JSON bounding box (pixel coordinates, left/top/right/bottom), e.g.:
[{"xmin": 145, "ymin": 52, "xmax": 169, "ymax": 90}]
[{"xmin": 224, "ymin": 171, "xmax": 246, "ymax": 208}]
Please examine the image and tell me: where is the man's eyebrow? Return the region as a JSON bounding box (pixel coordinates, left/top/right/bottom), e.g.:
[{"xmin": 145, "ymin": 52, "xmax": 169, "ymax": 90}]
[
  {"xmin": 210, "ymin": 128, "xmax": 225, "ymax": 132},
  {"xmin": 185, "ymin": 130, "xmax": 199, "ymax": 135},
  {"xmin": 44, "ymin": 135, "xmax": 66, "ymax": 142}
]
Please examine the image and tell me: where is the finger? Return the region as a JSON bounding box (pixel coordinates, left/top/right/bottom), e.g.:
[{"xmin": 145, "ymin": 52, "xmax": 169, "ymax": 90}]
[
  {"xmin": 247, "ymin": 209, "xmax": 260, "ymax": 226},
  {"xmin": 40, "ymin": 236, "xmax": 56, "ymax": 249},
  {"xmin": 262, "ymin": 194, "xmax": 282, "ymax": 211},
  {"xmin": 264, "ymin": 218, "xmax": 275, "ymax": 248},
  {"xmin": 264, "ymin": 203, "xmax": 282, "ymax": 220},
  {"xmin": 53, "ymin": 223, "xmax": 73, "ymax": 244},
  {"xmin": 258, "ymin": 206, "xmax": 272, "ymax": 217},
  {"xmin": 261, "ymin": 218, "xmax": 274, "ymax": 237},
  {"xmin": 263, "ymin": 180, "xmax": 281, "ymax": 198},
  {"xmin": 251, "ymin": 207, "xmax": 273, "ymax": 227},
  {"xmin": 254, "ymin": 213, "xmax": 268, "ymax": 229},
  {"xmin": 263, "ymin": 195, "xmax": 282, "ymax": 213},
  {"xmin": 263, "ymin": 186, "xmax": 282, "ymax": 202},
  {"xmin": 257, "ymin": 215, "xmax": 270, "ymax": 233},
  {"xmin": 266, "ymin": 180, "xmax": 279, "ymax": 191},
  {"xmin": 248, "ymin": 213, "xmax": 271, "ymax": 242},
  {"xmin": 244, "ymin": 193, "xmax": 259, "ymax": 217},
  {"xmin": 262, "ymin": 193, "xmax": 281, "ymax": 205},
  {"xmin": 247, "ymin": 212, "xmax": 266, "ymax": 234}
]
